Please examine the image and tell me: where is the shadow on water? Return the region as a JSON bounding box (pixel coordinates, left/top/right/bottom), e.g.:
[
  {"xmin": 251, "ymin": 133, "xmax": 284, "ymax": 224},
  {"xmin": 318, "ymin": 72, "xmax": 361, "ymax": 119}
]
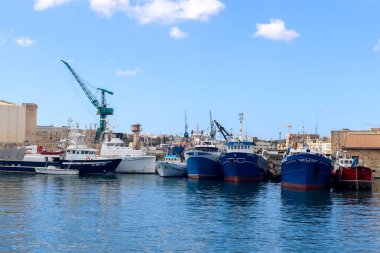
[
  {"xmin": 221, "ymin": 182, "xmax": 263, "ymax": 207},
  {"xmin": 281, "ymin": 188, "xmax": 332, "ymax": 207},
  {"xmin": 186, "ymin": 179, "xmax": 225, "ymax": 200},
  {"xmin": 332, "ymin": 189, "xmax": 374, "ymax": 205}
]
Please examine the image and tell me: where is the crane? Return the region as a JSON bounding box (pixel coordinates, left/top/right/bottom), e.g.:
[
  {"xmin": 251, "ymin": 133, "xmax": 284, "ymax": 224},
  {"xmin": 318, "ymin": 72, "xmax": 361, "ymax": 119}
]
[
  {"xmin": 61, "ymin": 60, "xmax": 114, "ymax": 144},
  {"xmin": 283, "ymin": 124, "xmax": 292, "ymax": 134},
  {"xmin": 214, "ymin": 120, "xmax": 233, "ymax": 141},
  {"xmin": 209, "ymin": 111, "xmax": 216, "ymax": 140}
]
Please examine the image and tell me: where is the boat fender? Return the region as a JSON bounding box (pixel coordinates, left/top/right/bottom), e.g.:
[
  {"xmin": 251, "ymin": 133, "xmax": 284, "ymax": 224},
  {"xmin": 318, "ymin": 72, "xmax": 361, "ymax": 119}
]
[{"xmin": 86, "ymin": 157, "xmax": 92, "ymax": 160}]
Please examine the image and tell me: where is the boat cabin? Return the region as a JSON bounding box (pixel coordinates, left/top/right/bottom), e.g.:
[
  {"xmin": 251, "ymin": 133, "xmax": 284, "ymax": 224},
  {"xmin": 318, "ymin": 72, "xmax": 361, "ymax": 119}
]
[
  {"xmin": 65, "ymin": 148, "xmax": 97, "ymax": 160},
  {"xmin": 225, "ymin": 141, "xmax": 255, "ymax": 154}
]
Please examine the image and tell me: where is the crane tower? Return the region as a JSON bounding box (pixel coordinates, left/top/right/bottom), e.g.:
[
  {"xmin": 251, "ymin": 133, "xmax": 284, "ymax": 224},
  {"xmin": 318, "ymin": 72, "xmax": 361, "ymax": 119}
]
[{"xmin": 61, "ymin": 60, "xmax": 114, "ymax": 144}]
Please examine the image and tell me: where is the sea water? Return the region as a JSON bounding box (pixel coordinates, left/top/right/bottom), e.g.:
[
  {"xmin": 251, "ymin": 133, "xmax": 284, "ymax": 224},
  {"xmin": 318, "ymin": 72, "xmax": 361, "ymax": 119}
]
[{"xmin": 0, "ymin": 174, "xmax": 379, "ymax": 252}]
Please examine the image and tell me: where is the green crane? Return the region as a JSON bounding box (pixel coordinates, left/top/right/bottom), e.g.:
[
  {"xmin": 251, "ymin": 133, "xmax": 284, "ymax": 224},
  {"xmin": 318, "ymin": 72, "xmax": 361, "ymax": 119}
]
[{"xmin": 61, "ymin": 60, "xmax": 114, "ymax": 143}]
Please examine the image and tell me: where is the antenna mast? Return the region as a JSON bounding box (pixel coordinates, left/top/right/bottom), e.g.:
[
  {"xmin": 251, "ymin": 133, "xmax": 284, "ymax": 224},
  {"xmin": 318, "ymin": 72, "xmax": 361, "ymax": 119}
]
[
  {"xmin": 239, "ymin": 113, "xmax": 244, "ymax": 141},
  {"xmin": 184, "ymin": 110, "xmax": 189, "ymax": 140}
]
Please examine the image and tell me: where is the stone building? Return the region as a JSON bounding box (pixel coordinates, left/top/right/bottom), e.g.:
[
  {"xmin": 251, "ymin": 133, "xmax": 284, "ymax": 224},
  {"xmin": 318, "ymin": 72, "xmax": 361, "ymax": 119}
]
[
  {"xmin": 36, "ymin": 125, "xmax": 97, "ymax": 151},
  {"xmin": 331, "ymin": 129, "xmax": 380, "ymax": 175},
  {"xmin": 0, "ymin": 100, "xmax": 37, "ymax": 150}
]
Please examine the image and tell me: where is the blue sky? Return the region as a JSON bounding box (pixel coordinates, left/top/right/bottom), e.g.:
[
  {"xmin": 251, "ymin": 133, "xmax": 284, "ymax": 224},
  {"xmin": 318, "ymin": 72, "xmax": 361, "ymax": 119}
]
[{"xmin": 1, "ymin": 0, "xmax": 380, "ymax": 140}]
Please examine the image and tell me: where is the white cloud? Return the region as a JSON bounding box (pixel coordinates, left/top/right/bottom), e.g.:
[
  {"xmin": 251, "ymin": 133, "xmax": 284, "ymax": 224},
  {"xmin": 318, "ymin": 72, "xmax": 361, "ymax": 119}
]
[
  {"xmin": 34, "ymin": 0, "xmax": 73, "ymax": 11},
  {"xmin": 15, "ymin": 37, "xmax": 34, "ymax": 47},
  {"xmin": 253, "ymin": 19, "xmax": 299, "ymax": 42},
  {"xmin": 90, "ymin": 0, "xmax": 129, "ymax": 18},
  {"xmin": 169, "ymin": 26, "xmax": 188, "ymax": 39},
  {"xmin": 33, "ymin": 0, "xmax": 225, "ymax": 24},
  {"xmin": 373, "ymin": 39, "xmax": 380, "ymax": 51},
  {"xmin": 116, "ymin": 68, "xmax": 140, "ymax": 76},
  {"xmin": 132, "ymin": 0, "xmax": 225, "ymax": 24}
]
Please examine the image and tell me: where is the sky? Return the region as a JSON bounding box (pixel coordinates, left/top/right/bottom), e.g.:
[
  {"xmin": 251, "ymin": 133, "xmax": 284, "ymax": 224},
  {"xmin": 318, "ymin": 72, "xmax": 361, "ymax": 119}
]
[{"xmin": 1, "ymin": 0, "xmax": 380, "ymax": 140}]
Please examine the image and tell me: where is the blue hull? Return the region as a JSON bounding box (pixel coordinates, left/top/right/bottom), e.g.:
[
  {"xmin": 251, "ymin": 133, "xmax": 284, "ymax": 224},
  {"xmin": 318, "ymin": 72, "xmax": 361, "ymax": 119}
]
[
  {"xmin": 0, "ymin": 159, "xmax": 121, "ymax": 175},
  {"xmin": 281, "ymin": 153, "xmax": 332, "ymax": 190},
  {"xmin": 220, "ymin": 152, "xmax": 268, "ymax": 182},
  {"xmin": 186, "ymin": 153, "xmax": 223, "ymax": 179}
]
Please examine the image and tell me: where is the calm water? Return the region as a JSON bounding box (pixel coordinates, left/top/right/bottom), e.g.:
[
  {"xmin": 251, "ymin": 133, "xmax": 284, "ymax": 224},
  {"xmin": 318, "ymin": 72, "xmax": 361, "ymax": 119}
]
[{"xmin": 1, "ymin": 174, "xmax": 380, "ymax": 252}]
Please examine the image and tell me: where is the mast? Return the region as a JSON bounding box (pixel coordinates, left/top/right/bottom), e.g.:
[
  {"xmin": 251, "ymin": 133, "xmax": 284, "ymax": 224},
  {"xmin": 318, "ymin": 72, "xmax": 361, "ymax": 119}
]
[
  {"xmin": 184, "ymin": 110, "xmax": 189, "ymax": 141},
  {"xmin": 239, "ymin": 113, "xmax": 244, "ymax": 142},
  {"xmin": 209, "ymin": 111, "xmax": 216, "ymax": 140}
]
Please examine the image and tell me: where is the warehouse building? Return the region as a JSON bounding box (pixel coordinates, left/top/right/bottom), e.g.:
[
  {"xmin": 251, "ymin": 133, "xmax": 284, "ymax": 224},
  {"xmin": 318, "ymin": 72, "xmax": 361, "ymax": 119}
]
[
  {"xmin": 0, "ymin": 100, "xmax": 37, "ymax": 150},
  {"xmin": 331, "ymin": 129, "xmax": 380, "ymax": 176}
]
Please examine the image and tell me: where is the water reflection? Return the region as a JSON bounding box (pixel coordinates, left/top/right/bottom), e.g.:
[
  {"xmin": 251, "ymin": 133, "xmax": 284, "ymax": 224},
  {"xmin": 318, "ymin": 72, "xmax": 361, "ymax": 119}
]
[
  {"xmin": 222, "ymin": 182, "xmax": 262, "ymax": 207},
  {"xmin": 281, "ymin": 189, "xmax": 332, "ymax": 207}
]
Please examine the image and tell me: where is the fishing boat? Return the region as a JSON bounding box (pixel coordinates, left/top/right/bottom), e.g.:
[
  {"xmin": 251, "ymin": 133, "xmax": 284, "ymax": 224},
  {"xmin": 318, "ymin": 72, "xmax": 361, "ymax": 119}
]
[
  {"xmin": 35, "ymin": 165, "xmax": 79, "ymax": 175},
  {"xmin": 184, "ymin": 140, "xmax": 223, "ymax": 179},
  {"xmin": 219, "ymin": 114, "xmax": 268, "ymax": 182},
  {"xmin": 281, "ymin": 147, "xmax": 333, "ymax": 190},
  {"xmin": 221, "ymin": 141, "xmax": 269, "ymax": 182},
  {"xmin": 0, "ymin": 124, "xmax": 121, "ymax": 174},
  {"xmin": 332, "ymin": 154, "xmax": 372, "ymax": 190},
  {"xmin": 0, "ymin": 144, "xmax": 120, "ymax": 174},
  {"xmin": 100, "ymin": 133, "xmax": 156, "ymax": 174},
  {"xmin": 157, "ymin": 154, "xmax": 187, "ymax": 177}
]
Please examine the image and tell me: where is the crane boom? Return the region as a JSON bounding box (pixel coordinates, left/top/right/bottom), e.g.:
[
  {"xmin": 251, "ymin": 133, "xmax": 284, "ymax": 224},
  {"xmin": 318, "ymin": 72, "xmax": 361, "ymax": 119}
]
[
  {"xmin": 61, "ymin": 60, "xmax": 102, "ymax": 110},
  {"xmin": 214, "ymin": 120, "xmax": 233, "ymax": 141},
  {"xmin": 61, "ymin": 60, "xmax": 114, "ymax": 143}
]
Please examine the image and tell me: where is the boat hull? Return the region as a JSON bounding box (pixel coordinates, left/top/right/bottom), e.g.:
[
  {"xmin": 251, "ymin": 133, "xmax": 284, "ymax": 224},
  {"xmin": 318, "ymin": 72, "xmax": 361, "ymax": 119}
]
[
  {"xmin": 333, "ymin": 166, "xmax": 373, "ymax": 190},
  {"xmin": 35, "ymin": 166, "xmax": 79, "ymax": 175},
  {"xmin": 156, "ymin": 161, "xmax": 186, "ymax": 177},
  {"xmin": 116, "ymin": 156, "xmax": 156, "ymax": 174},
  {"xmin": 0, "ymin": 159, "xmax": 121, "ymax": 175},
  {"xmin": 220, "ymin": 152, "xmax": 269, "ymax": 182},
  {"xmin": 281, "ymin": 153, "xmax": 332, "ymax": 190},
  {"xmin": 0, "ymin": 160, "xmax": 43, "ymax": 173},
  {"xmin": 185, "ymin": 151, "xmax": 222, "ymax": 179}
]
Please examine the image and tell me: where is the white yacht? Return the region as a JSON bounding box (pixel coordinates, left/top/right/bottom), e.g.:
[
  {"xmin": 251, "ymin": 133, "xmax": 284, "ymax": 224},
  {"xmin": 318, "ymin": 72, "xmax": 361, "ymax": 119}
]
[{"xmin": 100, "ymin": 133, "xmax": 156, "ymax": 174}]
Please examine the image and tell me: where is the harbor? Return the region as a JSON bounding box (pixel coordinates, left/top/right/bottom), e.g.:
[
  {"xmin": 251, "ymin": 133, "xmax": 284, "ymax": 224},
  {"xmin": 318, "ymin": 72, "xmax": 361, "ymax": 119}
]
[{"xmin": 3, "ymin": 0, "xmax": 380, "ymax": 250}]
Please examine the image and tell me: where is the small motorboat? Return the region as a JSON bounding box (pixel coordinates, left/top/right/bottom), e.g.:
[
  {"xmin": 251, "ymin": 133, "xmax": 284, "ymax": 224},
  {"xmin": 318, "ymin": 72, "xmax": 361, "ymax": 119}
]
[{"xmin": 35, "ymin": 165, "xmax": 79, "ymax": 175}]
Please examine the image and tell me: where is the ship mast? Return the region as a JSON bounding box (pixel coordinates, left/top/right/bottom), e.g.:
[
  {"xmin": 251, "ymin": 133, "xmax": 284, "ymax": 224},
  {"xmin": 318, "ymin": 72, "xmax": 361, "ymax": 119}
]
[{"xmin": 239, "ymin": 113, "xmax": 244, "ymax": 142}]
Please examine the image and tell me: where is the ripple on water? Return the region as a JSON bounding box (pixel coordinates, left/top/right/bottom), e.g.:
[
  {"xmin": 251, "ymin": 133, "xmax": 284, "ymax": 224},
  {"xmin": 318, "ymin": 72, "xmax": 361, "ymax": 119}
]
[{"xmin": 0, "ymin": 174, "xmax": 380, "ymax": 252}]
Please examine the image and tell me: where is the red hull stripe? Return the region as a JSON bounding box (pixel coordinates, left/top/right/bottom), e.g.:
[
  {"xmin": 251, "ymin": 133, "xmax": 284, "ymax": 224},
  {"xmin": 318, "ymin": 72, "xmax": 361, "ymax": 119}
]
[
  {"xmin": 282, "ymin": 182, "xmax": 330, "ymax": 190},
  {"xmin": 225, "ymin": 176, "xmax": 263, "ymax": 182},
  {"xmin": 188, "ymin": 174, "xmax": 220, "ymax": 179}
]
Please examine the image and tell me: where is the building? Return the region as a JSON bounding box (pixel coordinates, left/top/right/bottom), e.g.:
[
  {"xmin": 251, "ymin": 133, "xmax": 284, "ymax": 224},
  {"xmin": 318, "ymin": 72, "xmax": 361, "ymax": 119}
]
[
  {"xmin": 331, "ymin": 129, "xmax": 380, "ymax": 175},
  {"xmin": 285, "ymin": 133, "xmax": 320, "ymax": 149},
  {"xmin": 36, "ymin": 125, "xmax": 97, "ymax": 151},
  {"xmin": 0, "ymin": 100, "xmax": 37, "ymax": 150}
]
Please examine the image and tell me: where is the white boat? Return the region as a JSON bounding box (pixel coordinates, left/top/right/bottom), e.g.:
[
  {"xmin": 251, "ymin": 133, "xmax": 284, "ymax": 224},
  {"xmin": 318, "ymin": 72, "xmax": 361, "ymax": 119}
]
[
  {"xmin": 101, "ymin": 133, "xmax": 156, "ymax": 174},
  {"xmin": 35, "ymin": 165, "xmax": 79, "ymax": 175},
  {"xmin": 157, "ymin": 154, "xmax": 187, "ymax": 177}
]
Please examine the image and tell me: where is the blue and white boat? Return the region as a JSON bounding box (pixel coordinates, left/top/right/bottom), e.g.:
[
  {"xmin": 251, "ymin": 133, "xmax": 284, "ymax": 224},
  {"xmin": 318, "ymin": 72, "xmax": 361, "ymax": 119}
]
[
  {"xmin": 219, "ymin": 113, "xmax": 268, "ymax": 182},
  {"xmin": 281, "ymin": 148, "xmax": 333, "ymax": 190},
  {"xmin": 184, "ymin": 140, "xmax": 223, "ymax": 179},
  {"xmin": 220, "ymin": 141, "xmax": 269, "ymax": 182},
  {"xmin": 157, "ymin": 154, "xmax": 187, "ymax": 177}
]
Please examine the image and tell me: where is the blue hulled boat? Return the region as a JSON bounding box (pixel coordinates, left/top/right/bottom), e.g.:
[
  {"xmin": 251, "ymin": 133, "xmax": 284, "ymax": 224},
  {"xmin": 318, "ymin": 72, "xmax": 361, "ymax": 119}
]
[
  {"xmin": 220, "ymin": 141, "xmax": 269, "ymax": 182},
  {"xmin": 184, "ymin": 141, "xmax": 223, "ymax": 179},
  {"xmin": 281, "ymin": 148, "xmax": 333, "ymax": 190}
]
